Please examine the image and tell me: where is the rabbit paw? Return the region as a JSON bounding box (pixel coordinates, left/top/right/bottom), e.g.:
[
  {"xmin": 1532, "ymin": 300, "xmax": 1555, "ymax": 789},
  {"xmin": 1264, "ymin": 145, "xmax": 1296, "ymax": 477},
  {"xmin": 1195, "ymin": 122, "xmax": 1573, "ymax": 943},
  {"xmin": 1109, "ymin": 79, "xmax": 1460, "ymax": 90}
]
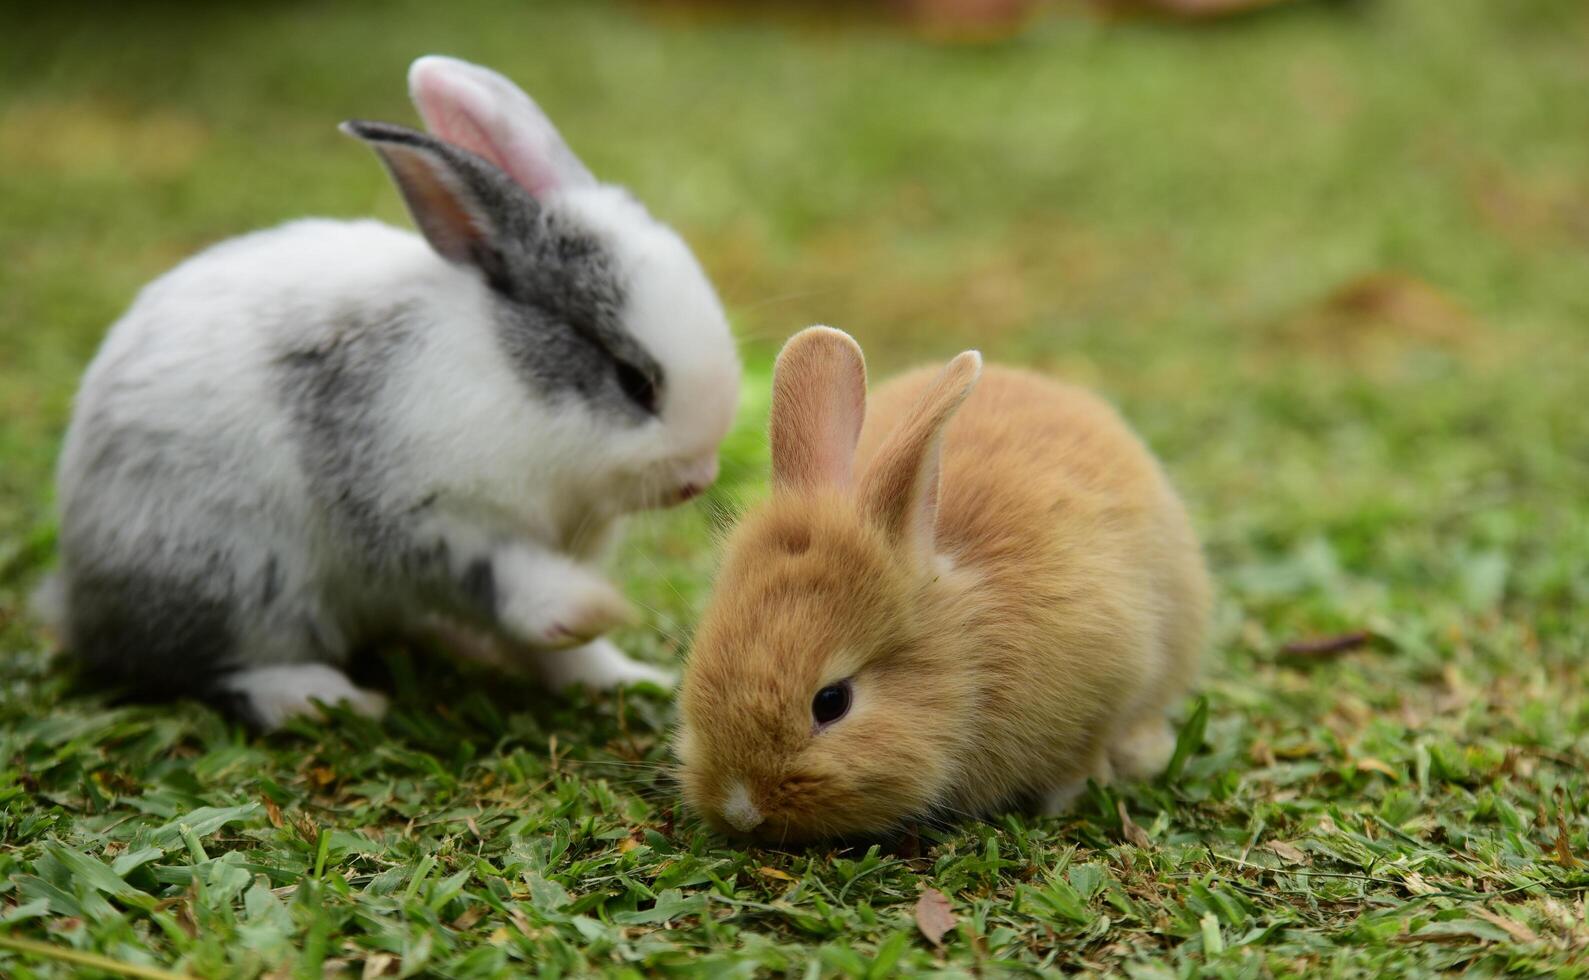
[
  {"xmin": 495, "ymin": 556, "xmax": 636, "ymax": 649},
  {"xmin": 529, "ymin": 638, "xmax": 676, "ymax": 692},
  {"xmin": 218, "ymin": 664, "xmax": 388, "ymax": 731},
  {"xmin": 1109, "ymin": 718, "xmax": 1176, "ymax": 780},
  {"xmin": 1041, "ymin": 751, "xmax": 1115, "ymax": 815}
]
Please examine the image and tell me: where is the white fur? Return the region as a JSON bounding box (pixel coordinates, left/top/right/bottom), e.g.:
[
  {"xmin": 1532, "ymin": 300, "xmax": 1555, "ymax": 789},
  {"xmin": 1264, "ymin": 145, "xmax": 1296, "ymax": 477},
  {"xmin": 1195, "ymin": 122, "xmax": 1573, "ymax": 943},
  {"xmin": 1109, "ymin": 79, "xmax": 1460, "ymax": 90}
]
[
  {"xmin": 1041, "ymin": 779, "xmax": 1090, "ymax": 816},
  {"xmin": 51, "ymin": 57, "xmax": 738, "ymax": 729},
  {"xmin": 721, "ymin": 780, "xmax": 764, "ymax": 833},
  {"xmin": 410, "ymin": 55, "xmax": 597, "ymax": 198},
  {"xmin": 217, "ymin": 664, "xmax": 389, "ymax": 730},
  {"xmin": 528, "ymin": 638, "xmax": 676, "ymax": 690}
]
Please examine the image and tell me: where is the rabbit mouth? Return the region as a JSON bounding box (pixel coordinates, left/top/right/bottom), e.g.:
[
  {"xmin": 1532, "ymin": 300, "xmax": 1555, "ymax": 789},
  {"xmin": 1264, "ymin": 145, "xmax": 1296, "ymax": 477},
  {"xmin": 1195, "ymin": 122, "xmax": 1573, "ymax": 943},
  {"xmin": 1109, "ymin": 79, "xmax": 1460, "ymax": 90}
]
[
  {"xmin": 668, "ymin": 481, "xmax": 706, "ymax": 505},
  {"xmin": 649, "ymin": 453, "xmax": 719, "ymax": 508}
]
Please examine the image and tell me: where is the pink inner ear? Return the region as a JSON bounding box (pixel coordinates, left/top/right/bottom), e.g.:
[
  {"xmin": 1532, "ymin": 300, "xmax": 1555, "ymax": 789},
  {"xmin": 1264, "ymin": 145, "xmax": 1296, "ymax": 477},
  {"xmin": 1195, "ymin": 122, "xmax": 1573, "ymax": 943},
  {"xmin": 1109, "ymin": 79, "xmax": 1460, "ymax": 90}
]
[
  {"xmin": 910, "ymin": 434, "xmax": 945, "ymax": 554},
  {"xmin": 811, "ymin": 382, "xmax": 866, "ymax": 488},
  {"xmin": 411, "ymin": 66, "xmax": 564, "ymax": 199}
]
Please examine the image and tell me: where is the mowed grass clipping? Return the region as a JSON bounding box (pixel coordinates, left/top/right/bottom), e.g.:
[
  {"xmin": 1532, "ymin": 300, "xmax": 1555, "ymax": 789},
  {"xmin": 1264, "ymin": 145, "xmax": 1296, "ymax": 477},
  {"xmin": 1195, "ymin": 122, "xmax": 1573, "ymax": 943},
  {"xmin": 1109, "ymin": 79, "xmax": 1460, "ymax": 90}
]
[{"xmin": 1, "ymin": 0, "xmax": 1587, "ymax": 975}]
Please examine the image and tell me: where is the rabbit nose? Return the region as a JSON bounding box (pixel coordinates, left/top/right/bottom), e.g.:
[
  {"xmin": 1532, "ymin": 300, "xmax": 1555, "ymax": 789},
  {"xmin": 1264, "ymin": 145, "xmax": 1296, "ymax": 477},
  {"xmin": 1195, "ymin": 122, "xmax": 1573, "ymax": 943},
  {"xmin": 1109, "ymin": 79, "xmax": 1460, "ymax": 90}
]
[
  {"xmin": 721, "ymin": 780, "xmax": 763, "ymax": 833},
  {"xmin": 677, "ymin": 453, "xmax": 719, "ymax": 492}
]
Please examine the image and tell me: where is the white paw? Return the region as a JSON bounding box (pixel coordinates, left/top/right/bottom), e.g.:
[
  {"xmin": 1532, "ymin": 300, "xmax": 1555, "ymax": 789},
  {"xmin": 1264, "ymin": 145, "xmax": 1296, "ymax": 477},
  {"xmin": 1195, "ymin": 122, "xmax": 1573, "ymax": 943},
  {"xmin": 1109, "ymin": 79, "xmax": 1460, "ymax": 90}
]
[
  {"xmin": 218, "ymin": 664, "xmax": 388, "ymax": 731},
  {"xmin": 495, "ymin": 557, "xmax": 635, "ymax": 649},
  {"xmin": 1110, "ymin": 719, "xmax": 1176, "ymax": 780},
  {"xmin": 529, "ymin": 638, "xmax": 676, "ymax": 692},
  {"xmin": 1041, "ymin": 754, "xmax": 1115, "ymax": 816},
  {"xmin": 1041, "ymin": 779, "xmax": 1090, "ymax": 816}
]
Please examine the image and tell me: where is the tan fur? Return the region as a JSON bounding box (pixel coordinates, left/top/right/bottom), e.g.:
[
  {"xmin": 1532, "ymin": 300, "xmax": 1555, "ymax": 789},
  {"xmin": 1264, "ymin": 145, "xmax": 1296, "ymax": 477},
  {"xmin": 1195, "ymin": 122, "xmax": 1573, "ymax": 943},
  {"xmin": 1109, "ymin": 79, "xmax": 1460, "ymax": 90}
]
[
  {"xmin": 677, "ymin": 327, "xmax": 1211, "ymax": 841},
  {"xmin": 769, "ymin": 326, "xmax": 869, "ymax": 492}
]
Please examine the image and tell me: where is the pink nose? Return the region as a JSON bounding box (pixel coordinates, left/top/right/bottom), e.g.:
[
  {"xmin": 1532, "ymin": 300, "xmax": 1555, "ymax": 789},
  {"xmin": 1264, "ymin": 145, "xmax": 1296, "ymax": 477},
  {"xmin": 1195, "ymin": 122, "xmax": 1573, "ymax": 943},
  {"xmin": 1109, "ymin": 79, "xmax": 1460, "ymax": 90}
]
[{"xmin": 671, "ymin": 455, "xmax": 719, "ymax": 503}]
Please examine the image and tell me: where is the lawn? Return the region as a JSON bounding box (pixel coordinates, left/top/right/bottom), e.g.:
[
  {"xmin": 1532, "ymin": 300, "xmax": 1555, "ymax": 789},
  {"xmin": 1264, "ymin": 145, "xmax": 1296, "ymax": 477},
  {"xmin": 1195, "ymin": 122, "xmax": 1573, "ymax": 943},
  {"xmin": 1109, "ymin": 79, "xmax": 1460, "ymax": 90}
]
[{"xmin": 2, "ymin": 0, "xmax": 1587, "ymax": 975}]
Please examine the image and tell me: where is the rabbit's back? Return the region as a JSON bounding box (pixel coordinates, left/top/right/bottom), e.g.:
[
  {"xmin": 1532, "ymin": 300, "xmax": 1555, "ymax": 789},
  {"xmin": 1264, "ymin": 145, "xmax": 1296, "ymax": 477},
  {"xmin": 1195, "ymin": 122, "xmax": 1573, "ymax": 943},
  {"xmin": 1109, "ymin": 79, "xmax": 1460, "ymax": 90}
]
[
  {"xmin": 857, "ymin": 364, "xmax": 1209, "ymax": 798},
  {"xmin": 58, "ymin": 219, "xmax": 455, "ymax": 552},
  {"xmin": 858, "ymin": 365, "xmax": 1177, "ymax": 562},
  {"xmin": 53, "ymin": 219, "xmax": 465, "ymax": 693}
]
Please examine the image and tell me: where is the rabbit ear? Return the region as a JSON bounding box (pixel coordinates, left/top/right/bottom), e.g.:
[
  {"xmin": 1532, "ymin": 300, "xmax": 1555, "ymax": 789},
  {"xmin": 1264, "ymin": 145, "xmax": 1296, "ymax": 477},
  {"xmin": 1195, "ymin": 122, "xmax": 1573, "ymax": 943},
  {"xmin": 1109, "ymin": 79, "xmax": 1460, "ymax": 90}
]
[
  {"xmin": 341, "ymin": 119, "xmax": 528, "ymax": 284},
  {"xmin": 769, "ymin": 327, "xmax": 868, "ymax": 493},
  {"xmin": 408, "ymin": 55, "xmax": 596, "ymax": 200},
  {"xmin": 859, "ymin": 350, "xmax": 982, "ymax": 559}
]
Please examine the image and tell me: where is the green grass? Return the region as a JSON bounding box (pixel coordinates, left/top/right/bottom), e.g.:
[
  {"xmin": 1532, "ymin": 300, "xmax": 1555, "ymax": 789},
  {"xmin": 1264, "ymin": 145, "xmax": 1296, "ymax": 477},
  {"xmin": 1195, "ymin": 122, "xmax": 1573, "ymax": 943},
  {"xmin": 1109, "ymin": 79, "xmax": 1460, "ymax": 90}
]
[{"xmin": 3, "ymin": 0, "xmax": 1588, "ymax": 975}]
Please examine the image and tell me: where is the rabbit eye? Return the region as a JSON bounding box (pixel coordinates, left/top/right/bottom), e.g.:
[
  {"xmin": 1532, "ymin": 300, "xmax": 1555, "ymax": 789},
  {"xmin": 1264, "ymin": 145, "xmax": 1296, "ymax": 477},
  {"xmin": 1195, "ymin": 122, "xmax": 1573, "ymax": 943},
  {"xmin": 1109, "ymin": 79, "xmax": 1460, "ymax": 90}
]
[
  {"xmin": 613, "ymin": 359, "xmax": 659, "ymax": 415},
  {"xmin": 811, "ymin": 680, "xmax": 852, "ymax": 728}
]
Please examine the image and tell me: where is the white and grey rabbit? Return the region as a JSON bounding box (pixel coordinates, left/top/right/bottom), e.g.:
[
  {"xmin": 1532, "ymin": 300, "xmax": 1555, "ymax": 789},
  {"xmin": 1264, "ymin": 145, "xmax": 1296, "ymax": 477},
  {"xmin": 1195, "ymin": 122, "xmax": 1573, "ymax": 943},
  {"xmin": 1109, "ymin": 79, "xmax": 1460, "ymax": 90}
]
[{"xmin": 37, "ymin": 55, "xmax": 741, "ymax": 729}]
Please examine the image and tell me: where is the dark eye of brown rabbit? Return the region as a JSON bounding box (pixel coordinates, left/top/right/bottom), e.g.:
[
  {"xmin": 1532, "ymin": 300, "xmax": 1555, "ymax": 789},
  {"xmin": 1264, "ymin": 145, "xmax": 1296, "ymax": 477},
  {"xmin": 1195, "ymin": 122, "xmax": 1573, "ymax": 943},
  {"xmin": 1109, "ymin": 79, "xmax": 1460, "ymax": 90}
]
[{"xmin": 811, "ymin": 680, "xmax": 852, "ymax": 728}]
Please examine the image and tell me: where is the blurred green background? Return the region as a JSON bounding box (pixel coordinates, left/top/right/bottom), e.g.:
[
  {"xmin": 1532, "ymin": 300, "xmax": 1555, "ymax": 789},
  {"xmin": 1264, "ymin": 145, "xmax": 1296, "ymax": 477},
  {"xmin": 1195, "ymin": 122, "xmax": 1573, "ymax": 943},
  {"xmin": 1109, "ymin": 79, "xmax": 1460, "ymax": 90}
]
[
  {"xmin": 3, "ymin": 0, "xmax": 1587, "ymax": 580},
  {"xmin": 1, "ymin": 0, "xmax": 1586, "ymax": 974}
]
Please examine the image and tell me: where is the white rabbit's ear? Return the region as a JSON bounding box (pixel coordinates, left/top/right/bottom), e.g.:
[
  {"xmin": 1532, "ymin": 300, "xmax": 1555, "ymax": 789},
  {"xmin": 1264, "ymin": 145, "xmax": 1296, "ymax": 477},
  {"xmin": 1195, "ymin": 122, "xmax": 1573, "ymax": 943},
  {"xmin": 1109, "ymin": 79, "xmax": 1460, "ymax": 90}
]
[
  {"xmin": 408, "ymin": 55, "xmax": 596, "ymax": 200},
  {"xmin": 341, "ymin": 119, "xmax": 521, "ymax": 283},
  {"xmin": 770, "ymin": 327, "xmax": 868, "ymax": 493},
  {"xmin": 860, "ymin": 350, "xmax": 981, "ymax": 559}
]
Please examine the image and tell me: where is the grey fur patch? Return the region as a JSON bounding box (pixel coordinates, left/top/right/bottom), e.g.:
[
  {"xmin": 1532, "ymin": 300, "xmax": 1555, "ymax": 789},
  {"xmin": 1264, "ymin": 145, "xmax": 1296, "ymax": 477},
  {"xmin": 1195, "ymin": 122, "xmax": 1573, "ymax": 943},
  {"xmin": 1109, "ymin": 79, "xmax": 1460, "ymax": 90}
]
[
  {"xmin": 460, "ymin": 556, "xmax": 496, "ymax": 617},
  {"xmin": 401, "ymin": 537, "xmax": 451, "ymax": 581},
  {"xmin": 276, "ymin": 303, "xmax": 417, "ymax": 561},
  {"xmin": 346, "ymin": 120, "xmax": 664, "ymax": 422},
  {"xmin": 66, "ymin": 559, "xmax": 236, "ymax": 699},
  {"xmin": 260, "ymin": 555, "xmax": 281, "ymax": 608},
  {"xmin": 344, "ymin": 120, "xmax": 540, "ymax": 290},
  {"xmin": 492, "ymin": 207, "xmax": 662, "ymax": 422}
]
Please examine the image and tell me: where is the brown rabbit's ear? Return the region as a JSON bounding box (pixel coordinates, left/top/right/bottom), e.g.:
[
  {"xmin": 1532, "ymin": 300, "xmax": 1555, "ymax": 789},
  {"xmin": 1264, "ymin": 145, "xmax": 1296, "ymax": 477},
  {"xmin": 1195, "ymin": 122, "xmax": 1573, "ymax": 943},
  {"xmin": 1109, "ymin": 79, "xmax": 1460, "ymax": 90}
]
[
  {"xmin": 770, "ymin": 327, "xmax": 868, "ymax": 493},
  {"xmin": 859, "ymin": 350, "xmax": 982, "ymax": 559}
]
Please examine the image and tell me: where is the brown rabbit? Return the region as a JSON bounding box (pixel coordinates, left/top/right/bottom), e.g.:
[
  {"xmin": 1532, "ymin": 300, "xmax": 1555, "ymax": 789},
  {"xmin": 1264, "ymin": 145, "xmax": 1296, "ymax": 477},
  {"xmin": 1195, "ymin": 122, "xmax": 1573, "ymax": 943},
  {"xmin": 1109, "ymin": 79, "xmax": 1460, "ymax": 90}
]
[{"xmin": 676, "ymin": 327, "xmax": 1210, "ymax": 841}]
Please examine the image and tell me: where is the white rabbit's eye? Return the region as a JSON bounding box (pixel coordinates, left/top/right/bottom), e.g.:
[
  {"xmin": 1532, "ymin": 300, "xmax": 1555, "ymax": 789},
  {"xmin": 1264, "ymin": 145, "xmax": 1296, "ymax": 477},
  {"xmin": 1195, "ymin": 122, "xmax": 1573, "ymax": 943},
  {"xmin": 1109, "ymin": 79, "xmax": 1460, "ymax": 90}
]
[
  {"xmin": 614, "ymin": 359, "xmax": 659, "ymax": 415},
  {"xmin": 812, "ymin": 680, "xmax": 852, "ymax": 728}
]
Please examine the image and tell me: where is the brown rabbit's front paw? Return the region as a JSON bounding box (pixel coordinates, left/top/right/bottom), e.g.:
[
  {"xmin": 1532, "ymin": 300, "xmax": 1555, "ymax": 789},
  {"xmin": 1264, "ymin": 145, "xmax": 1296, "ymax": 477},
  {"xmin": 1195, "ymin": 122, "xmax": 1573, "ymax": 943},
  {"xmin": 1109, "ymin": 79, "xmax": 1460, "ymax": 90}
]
[{"xmin": 1109, "ymin": 718, "xmax": 1177, "ymax": 780}]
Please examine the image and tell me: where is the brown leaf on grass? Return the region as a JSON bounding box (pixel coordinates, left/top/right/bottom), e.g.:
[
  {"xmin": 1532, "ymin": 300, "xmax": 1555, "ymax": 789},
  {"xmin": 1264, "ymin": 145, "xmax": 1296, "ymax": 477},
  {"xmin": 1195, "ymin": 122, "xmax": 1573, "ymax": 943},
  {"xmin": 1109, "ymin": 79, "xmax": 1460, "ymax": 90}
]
[
  {"xmin": 1259, "ymin": 840, "xmax": 1307, "ymax": 865},
  {"xmin": 915, "ymin": 888, "xmax": 957, "ymax": 947},
  {"xmin": 758, "ymin": 866, "xmax": 797, "ymax": 882},
  {"xmin": 1401, "ymin": 871, "xmax": 1439, "ymax": 896},
  {"xmin": 1472, "ymin": 908, "xmax": 1539, "ymax": 945},
  {"xmin": 360, "ymin": 952, "xmax": 399, "ymax": 978},
  {"xmin": 896, "ymin": 822, "xmax": 923, "ymax": 860},
  {"xmin": 261, "ymin": 795, "xmax": 284, "ymax": 830},
  {"xmin": 1248, "ymin": 739, "xmax": 1277, "ymax": 767},
  {"xmin": 1280, "ymin": 631, "xmax": 1372, "ymax": 658},
  {"xmin": 1355, "ymin": 758, "xmax": 1399, "ymax": 779},
  {"xmin": 1116, "ymin": 800, "xmax": 1152, "ymax": 848},
  {"xmin": 1555, "ymin": 807, "xmax": 1580, "ymax": 869},
  {"xmin": 451, "ymin": 905, "xmax": 486, "ymax": 931}
]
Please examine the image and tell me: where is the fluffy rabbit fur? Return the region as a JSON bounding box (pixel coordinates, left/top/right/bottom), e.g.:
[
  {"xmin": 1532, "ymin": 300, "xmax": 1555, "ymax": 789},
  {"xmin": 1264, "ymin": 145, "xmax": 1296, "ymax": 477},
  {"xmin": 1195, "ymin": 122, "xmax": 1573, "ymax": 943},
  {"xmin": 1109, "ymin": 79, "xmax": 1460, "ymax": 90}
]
[
  {"xmin": 677, "ymin": 327, "xmax": 1208, "ymax": 841},
  {"xmin": 41, "ymin": 56, "xmax": 740, "ymax": 729}
]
